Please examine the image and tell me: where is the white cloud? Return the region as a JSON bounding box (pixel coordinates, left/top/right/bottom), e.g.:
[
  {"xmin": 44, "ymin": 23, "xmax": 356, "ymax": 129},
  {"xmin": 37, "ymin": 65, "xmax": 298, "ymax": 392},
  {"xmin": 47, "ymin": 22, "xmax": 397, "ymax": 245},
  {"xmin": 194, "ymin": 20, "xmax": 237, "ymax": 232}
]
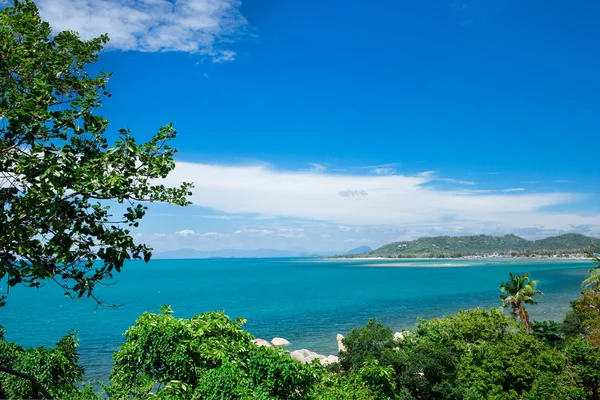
[
  {"xmin": 175, "ymin": 229, "xmax": 197, "ymax": 237},
  {"xmin": 437, "ymin": 178, "xmax": 476, "ymax": 185},
  {"xmin": 502, "ymin": 188, "xmax": 526, "ymax": 193},
  {"xmin": 339, "ymin": 190, "xmax": 368, "ymax": 198},
  {"xmin": 157, "ymin": 162, "xmax": 595, "ymax": 233},
  {"xmin": 234, "ymin": 228, "xmax": 274, "ymax": 235},
  {"xmin": 417, "ymin": 171, "xmax": 476, "ymax": 185},
  {"xmin": 202, "ymin": 231, "xmax": 228, "ymax": 238},
  {"xmin": 357, "ymin": 162, "xmax": 401, "ymax": 170},
  {"xmin": 309, "ymin": 163, "xmax": 327, "ymax": 172},
  {"xmin": 344, "ymin": 239, "xmax": 375, "ymax": 243},
  {"xmin": 202, "ymin": 215, "xmax": 237, "ymax": 220},
  {"xmin": 555, "ymin": 180, "xmax": 571, "ymax": 183},
  {"xmin": 37, "ymin": 0, "xmax": 248, "ymax": 60},
  {"xmin": 276, "ymin": 227, "xmax": 305, "ymax": 238},
  {"xmin": 372, "ymin": 167, "xmax": 395, "ymax": 175}
]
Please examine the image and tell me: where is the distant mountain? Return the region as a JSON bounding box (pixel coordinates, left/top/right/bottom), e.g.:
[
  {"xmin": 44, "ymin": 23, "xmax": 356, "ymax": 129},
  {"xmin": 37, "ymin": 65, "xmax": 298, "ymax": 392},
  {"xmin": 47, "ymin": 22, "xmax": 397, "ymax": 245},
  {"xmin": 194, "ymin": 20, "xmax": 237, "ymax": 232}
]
[
  {"xmin": 338, "ymin": 234, "xmax": 600, "ymax": 258},
  {"xmin": 154, "ymin": 248, "xmax": 322, "ymax": 259},
  {"xmin": 345, "ymin": 246, "xmax": 373, "ymax": 255}
]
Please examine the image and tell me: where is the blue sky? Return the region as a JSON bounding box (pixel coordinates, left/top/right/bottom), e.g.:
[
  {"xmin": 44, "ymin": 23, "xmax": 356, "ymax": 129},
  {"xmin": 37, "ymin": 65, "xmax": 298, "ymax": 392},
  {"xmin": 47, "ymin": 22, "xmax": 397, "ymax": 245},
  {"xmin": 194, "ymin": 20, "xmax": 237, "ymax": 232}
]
[{"xmin": 36, "ymin": 0, "xmax": 600, "ymax": 252}]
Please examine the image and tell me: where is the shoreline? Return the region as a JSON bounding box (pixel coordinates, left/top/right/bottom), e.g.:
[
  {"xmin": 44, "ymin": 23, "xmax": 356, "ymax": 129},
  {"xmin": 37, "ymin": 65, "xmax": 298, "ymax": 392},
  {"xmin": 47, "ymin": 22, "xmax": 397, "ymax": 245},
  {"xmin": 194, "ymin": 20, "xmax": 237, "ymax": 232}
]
[{"xmin": 326, "ymin": 256, "xmax": 593, "ymax": 261}]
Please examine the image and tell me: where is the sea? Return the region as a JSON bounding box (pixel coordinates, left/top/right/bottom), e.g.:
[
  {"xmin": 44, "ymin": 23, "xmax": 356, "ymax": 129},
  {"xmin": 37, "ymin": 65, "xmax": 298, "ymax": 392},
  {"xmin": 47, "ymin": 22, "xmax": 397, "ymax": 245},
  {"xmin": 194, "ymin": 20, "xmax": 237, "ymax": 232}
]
[{"xmin": 0, "ymin": 257, "xmax": 594, "ymax": 382}]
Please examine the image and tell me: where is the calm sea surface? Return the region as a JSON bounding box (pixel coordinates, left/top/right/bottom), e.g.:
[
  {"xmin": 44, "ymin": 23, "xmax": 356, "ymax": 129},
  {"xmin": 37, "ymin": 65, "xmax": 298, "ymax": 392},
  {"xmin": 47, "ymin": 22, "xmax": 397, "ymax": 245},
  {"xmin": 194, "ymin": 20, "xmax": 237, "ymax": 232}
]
[{"xmin": 0, "ymin": 258, "xmax": 594, "ymax": 381}]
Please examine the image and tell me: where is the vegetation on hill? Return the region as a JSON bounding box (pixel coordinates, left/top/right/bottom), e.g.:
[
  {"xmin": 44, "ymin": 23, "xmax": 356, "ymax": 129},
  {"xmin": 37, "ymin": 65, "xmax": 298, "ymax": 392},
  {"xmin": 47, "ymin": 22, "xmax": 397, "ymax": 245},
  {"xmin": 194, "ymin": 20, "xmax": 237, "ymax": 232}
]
[{"xmin": 339, "ymin": 233, "xmax": 600, "ymax": 258}]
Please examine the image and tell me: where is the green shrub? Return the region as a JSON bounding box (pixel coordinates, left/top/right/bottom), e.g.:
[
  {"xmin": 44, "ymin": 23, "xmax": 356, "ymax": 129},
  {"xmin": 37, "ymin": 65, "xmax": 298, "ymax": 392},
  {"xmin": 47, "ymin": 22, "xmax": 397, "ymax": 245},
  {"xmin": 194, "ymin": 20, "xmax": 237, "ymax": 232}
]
[
  {"xmin": 457, "ymin": 331, "xmax": 577, "ymax": 399},
  {"xmin": 0, "ymin": 333, "xmax": 85, "ymax": 399},
  {"xmin": 109, "ymin": 306, "xmax": 254, "ymax": 397},
  {"xmin": 339, "ymin": 319, "xmax": 402, "ymax": 372}
]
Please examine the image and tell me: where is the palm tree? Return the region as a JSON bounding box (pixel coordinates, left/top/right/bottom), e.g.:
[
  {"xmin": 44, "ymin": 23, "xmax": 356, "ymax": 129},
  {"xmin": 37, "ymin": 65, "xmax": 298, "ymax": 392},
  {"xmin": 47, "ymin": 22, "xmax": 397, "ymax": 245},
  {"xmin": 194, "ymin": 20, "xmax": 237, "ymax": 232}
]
[
  {"xmin": 499, "ymin": 272, "xmax": 544, "ymax": 330},
  {"xmin": 583, "ymin": 247, "xmax": 600, "ymax": 289}
]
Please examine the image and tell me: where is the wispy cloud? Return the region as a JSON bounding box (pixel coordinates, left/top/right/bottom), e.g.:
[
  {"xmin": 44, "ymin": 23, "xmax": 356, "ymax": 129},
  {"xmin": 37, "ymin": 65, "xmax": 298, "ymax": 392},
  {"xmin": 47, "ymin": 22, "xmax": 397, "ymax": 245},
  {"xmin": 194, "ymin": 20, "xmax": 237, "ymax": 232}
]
[
  {"xmin": 372, "ymin": 167, "xmax": 396, "ymax": 175},
  {"xmin": 202, "ymin": 231, "xmax": 228, "ymax": 238},
  {"xmin": 37, "ymin": 0, "xmax": 248, "ymax": 60},
  {"xmin": 157, "ymin": 162, "xmax": 593, "ymax": 234},
  {"xmin": 417, "ymin": 171, "xmax": 476, "ymax": 186},
  {"xmin": 555, "ymin": 180, "xmax": 571, "ymax": 184},
  {"xmin": 234, "ymin": 228, "xmax": 274, "ymax": 235},
  {"xmin": 339, "ymin": 190, "xmax": 369, "ymax": 198},
  {"xmin": 437, "ymin": 178, "xmax": 477, "ymax": 185},
  {"xmin": 175, "ymin": 229, "xmax": 197, "ymax": 237},
  {"xmin": 502, "ymin": 188, "xmax": 526, "ymax": 193},
  {"xmin": 277, "ymin": 228, "xmax": 305, "ymax": 238},
  {"xmin": 309, "ymin": 163, "xmax": 327, "ymax": 172}
]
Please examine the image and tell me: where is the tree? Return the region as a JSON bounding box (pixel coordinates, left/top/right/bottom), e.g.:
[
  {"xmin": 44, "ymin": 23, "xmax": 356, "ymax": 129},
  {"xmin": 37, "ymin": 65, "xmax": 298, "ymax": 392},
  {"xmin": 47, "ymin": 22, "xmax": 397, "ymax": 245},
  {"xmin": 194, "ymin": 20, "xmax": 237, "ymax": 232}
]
[
  {"xmin": 500, "ymin": 272, "xmax": 543, "ymax": 330},
  {"xmin": 582, "ymin": 247, "xmax": 600, "ymax": 289},
  {"xmin": 565, "ymin": 338, "xmax": 600, "ymax": 400},
  {"xmin": 338, "ymin": 319, "xmax": 402, "ymax": 372},
  {"xmin": 109, "ymin": 306, "xmax": 318, "ymax": 400},
  {"xmin": 0, "ymin": 0, "xmax": 192, "ymax": 306}
]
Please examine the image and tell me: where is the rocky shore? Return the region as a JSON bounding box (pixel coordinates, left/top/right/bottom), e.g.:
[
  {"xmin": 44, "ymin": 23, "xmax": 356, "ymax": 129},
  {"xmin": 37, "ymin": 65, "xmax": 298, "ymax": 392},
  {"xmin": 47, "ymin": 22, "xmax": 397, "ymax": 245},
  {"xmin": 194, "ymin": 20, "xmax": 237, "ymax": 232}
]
[{"xmin": 252, "ymin": 331, "xmax": 410, "ymax": 366}]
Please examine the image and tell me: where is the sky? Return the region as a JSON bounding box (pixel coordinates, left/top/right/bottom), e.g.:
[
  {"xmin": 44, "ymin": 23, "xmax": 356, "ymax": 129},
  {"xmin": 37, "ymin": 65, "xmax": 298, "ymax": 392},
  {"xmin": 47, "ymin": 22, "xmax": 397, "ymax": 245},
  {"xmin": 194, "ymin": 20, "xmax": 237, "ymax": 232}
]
[{"xmin": 33, "ymin": 0, "xmax": 600, "ymax": 252}]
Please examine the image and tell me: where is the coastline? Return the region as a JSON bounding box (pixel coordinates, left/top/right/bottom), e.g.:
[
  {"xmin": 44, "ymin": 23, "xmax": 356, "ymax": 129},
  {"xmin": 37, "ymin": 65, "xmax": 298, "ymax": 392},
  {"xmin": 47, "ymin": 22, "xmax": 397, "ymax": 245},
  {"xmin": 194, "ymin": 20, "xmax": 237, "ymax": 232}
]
[{"xmin": 326, "ymin": 256, "xmax": 592, "ymax": 261}]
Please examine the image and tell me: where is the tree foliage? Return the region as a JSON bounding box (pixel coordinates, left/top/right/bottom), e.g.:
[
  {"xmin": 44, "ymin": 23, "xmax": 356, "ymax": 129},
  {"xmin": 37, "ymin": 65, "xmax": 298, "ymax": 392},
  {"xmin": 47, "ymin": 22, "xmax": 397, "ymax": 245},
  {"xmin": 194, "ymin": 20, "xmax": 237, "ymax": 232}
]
[
  {"xmin": 108, "ymin": 306, "xmax": 318, "ymax": 399},
  {"xmin": 500, "ymin": 272, "xmax": 543, "ymax": 330},
  {"xmin": 339, "ymin": 318, "xmax": 402, "ymax": 372},
  {"xmin": 0, "ymin": 0, "xmax": 192, "ymax": 306},
  {"xmin": 0, "ymin": 331, "xmax": 91, "ymax": 399}
]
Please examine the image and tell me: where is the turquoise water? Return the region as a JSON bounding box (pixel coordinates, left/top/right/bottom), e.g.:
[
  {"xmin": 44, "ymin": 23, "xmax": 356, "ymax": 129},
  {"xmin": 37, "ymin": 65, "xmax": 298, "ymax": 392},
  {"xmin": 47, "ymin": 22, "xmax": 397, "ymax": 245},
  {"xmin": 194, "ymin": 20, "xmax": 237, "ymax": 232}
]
[{"xmin": 0, "ymin": 258, "xmax": 593, "ymax": 382}]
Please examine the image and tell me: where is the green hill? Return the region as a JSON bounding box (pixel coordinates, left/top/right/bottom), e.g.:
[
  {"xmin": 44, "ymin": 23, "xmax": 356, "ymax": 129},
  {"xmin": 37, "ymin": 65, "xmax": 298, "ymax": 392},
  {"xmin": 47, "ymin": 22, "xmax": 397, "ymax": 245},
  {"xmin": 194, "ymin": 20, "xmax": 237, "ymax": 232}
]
[{"xmin": 340, "ymin": 233, "xmax": 600, "ymax": 258}]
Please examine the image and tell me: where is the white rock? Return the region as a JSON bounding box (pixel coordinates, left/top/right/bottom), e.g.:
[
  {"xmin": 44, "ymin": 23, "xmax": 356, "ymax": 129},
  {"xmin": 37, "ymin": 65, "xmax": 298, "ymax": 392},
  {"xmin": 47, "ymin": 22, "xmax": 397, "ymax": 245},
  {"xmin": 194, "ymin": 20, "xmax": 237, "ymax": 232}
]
[
  {"xmin": 271, "ymin": 337, "xmax": 291, "ymax": 347},
  {"xmin": 320, "ymin": 355, "xmax": 340, "ymax": 366},
  {"xmin": 251, "ymin": 338, "xmax": 272, "ymax": 347},
  {"xmin": 336, "ymin": 334, "xmax": 346, "ymax": 352},
  {"xmin": 394, "ymin": 332, "xmax": 404, "ymax": 340},
  {"xmin": 290, "ymin": 349, "xmax": 321, "ymax": 364}
]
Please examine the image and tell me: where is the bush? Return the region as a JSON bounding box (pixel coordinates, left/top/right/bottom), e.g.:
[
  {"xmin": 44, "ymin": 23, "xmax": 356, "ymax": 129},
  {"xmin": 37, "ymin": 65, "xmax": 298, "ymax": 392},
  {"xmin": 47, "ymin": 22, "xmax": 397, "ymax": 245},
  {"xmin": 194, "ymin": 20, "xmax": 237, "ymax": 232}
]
[
  {"xmin": 109, "ymin": 306, "xmax": 254, "ymax": 397},
  {"xmin": 456, "ymin": 331, "xmax": 578, "ymax": 399},
  {"xmin": 564, "ymin": 338, "xmax": 600, "ymax": 399},
  {"xmin": 0, "ymin": 332, "xmax": 85, "ymax": 399},
  {"xmin": 339, "ymin": 319, "xmax": 403, "ymax": 372},
  {"xmin": 398, "ymin": 341, "xmax": 462, "ymax": 400}
]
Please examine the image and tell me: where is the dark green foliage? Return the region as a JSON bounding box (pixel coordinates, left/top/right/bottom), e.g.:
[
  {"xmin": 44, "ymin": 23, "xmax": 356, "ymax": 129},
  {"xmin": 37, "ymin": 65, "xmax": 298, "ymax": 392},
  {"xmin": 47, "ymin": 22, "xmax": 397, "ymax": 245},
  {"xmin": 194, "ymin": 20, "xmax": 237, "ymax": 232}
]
[
  {"xmin": 456, "ymin": 331, "xmax": 577, "ymax": 399},
  {"xmin": 409, "ymin": 308, "xmax": 515, "ymax": 347},
  {"xmin": 339, "ymin": 319, "xmax": 403, "ymax": 372},
  {"xmin": 530, "ymin": 321, "xmax": 565, "ymax": 347},
  {"xmin": 356, "ymin": 360, "xmax": 397, "ymax": 399},
  {"xmin": 307, "ymin": 373, "xmax": 386, "ymax": 400},
  {"xmin": 398, "ymin": 341, "xmax": 462, "ymax": 400},
  {"xmin": 341, "ymin": 233, "xmax": 600, "ymax": 258},
  {"xmin": 563, "ymin": 310, "xmax": 585, "ymax": 338},
  {"xmin": 0, "ymin": 0, "xmax": 192, "ymax": 306},
  {"xmin": 565, "ymin": 339, "xmax": 600, "ymax": 399},
  {"xmin": 0, "ymin": 332, "xmax": 86, "ymax": 399}
]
